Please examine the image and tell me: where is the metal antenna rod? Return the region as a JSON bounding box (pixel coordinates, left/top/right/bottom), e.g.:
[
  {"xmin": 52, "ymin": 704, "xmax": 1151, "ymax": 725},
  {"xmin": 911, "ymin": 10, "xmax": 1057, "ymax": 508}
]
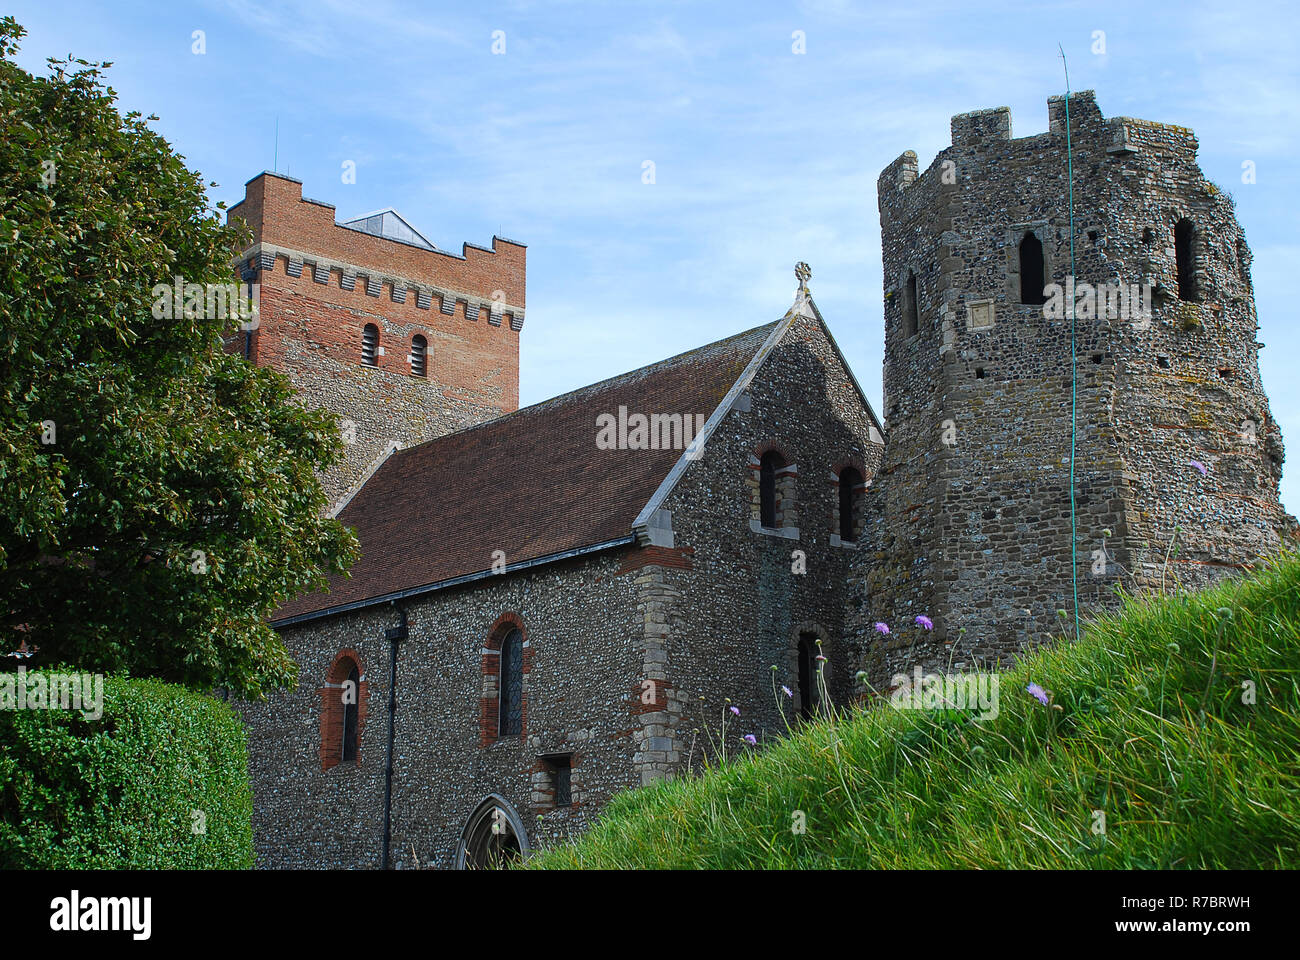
[{"xmin": 1059, "ymin": 43, "xmax": 1080, "ymax": 643}]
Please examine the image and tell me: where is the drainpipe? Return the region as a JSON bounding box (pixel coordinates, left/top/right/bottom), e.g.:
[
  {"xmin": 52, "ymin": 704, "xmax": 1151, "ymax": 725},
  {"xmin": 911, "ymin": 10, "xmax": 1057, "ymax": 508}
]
[{"xmin": 381, "ymin": 601, "xmax": 407, "ymax": 869}]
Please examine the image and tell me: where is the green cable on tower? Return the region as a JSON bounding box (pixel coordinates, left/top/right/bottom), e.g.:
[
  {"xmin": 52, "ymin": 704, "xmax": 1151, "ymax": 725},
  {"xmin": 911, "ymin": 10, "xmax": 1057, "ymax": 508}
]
[{"xmin": 1060, "ymin": 43, "xmax": 1080, "ymax": 642}]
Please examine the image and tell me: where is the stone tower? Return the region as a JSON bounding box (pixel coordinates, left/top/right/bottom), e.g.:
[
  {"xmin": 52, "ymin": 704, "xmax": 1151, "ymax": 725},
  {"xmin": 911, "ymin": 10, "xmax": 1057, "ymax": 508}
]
[
  {"xmin": 226, "ymin": 172, "xmax": 527, "ymax": 511},
  {"xmin": 850, "ymin": 91, "xmax": 1296, "ymax": 687}
]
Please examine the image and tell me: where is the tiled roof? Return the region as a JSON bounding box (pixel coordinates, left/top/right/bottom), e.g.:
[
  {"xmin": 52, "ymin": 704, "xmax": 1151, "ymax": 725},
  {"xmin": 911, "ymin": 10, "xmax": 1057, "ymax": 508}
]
[{"xmin": 273, "ymin": 321, "xmax": 780, "ymax": 623}]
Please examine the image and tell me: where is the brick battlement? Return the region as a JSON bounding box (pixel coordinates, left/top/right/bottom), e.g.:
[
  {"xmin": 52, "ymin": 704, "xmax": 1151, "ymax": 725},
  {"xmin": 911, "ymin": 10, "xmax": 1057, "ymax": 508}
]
[
  {"xmin": 229, "ymin": 172, "xmax": 525, "ymax": 315},
  {"xmin": 227, "ymin": 171, "xmax": 525, "ymax": 512}
]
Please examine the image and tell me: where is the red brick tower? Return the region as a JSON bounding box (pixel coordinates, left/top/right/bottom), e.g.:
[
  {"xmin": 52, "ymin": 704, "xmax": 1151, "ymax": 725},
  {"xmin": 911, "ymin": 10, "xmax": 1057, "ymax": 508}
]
[{"xmin": 226, "ymin": 171, "xmax": 526, "ymax": 511}]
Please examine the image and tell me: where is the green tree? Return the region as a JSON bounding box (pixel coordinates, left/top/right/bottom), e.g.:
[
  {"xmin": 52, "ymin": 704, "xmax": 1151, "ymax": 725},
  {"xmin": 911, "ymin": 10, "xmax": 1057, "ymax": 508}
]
[{"xmin": 0, "ymin": 19, "xmax": 358, "ymax": 698}]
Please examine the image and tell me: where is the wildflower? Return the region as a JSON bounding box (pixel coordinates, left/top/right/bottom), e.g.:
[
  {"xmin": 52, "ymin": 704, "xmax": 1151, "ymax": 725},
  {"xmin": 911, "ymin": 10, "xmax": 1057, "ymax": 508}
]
[
  {"xmin": 1026, "ymin": 682, "xmax": 1049, "ymax": 705},
  {"xmin": 915, "ymin": 615, "xmax": 933, "ymax": 630},
  {"xmin": 781, "ymin": 686, "xmax": 793, "ymax": 698},
  {"xmin": 874, "ymin": 622, "xmax": 890, "ymax": 635},
  {"xmin": 743, "ymin": 734, "xmax": 757, "ymax": 746},
  {"xmin": 815, "ymin": 655, "xmax": 827, "ymax": 662},
  {"xmin": 1190, "ymin": 459, "xmax": 1207, "ymax": 476},
  {"xmin": 729, "ymin": 705, "xmax": 740, "ymax": 716}
]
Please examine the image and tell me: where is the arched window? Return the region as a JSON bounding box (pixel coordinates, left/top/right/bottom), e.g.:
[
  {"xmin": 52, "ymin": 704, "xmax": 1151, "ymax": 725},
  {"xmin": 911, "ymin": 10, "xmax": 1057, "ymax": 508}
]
[
  {"xmin": 458, "ymin": 796, "xmax": 529, "ymax": 870},
  {"xmin": 1175, "ymin": 219, "xmax": 1198, "ymax": 302},
  {"xmin": 320, "ymin": 650, "xmax": 366, "ymax": 772},
  {"xmin": 362, "ymin": 323, "xmax": 379, "ymax": 366},
  {"xmin": 760, "ymin": 452, "xmax": 782, "ymax": 528},
  {"xmin": 499, "ymin": 628, "xmax": 523, "ymax": 738},
  {"xmin": 838, "ymin": 466, "xmax": 863, "ymax": 542},
  {"xmin": 410, "ymin": 334, "xmax": 427, "ymax": 378},
  {"xmin": 1019, "ymin": 232, "xmax": 1046, "ymax": 305},
  {"xmin": 797, "ymin": 633, "xmax": 819, "ymax": 721},
  {"xmin": 341, "ymin": 663, "xmax": 359, "ymax": 762},
  {"xmin": 904, "ymin": 270, "xmax": 920, "ymax": 337}
]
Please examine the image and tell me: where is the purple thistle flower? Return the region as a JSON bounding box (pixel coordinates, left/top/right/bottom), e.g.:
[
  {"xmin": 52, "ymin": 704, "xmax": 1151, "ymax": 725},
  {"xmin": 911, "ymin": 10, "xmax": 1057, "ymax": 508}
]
[
  {"xmin": 743, "ymin": 734, "xmax": 757, "ymax": 746},
  {"xmin": 781, "ymin": 685, "xmax": 793, "ymax": 698},
  {"xmin": 1026, "ymin": 682, "xmax": 1049, "ymax": 705},
  {"xmin": 915, "ymin": 615, "xmax": 934, "ymax": 630},
  {"xmin": 1190, "ymin": 459, "xmax": 1207, "ymax": 477},
  {"xmin": 874, "ymin": 622, "xmax": 890, "ymax": 635},
  {"xmin": 729, "ymin": 705, "xmax": 740, "ymax": 716}
]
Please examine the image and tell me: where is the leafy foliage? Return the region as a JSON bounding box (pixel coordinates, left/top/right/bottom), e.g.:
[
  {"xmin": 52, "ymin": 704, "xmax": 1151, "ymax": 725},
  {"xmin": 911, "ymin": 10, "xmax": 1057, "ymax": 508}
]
[
  {"xmin": 0, "ymin": 18, "xmax": 357, "ymax": 697},
  {"xmin": 0, "ymin": 670, "xmax": 254, "ymax": 868}
]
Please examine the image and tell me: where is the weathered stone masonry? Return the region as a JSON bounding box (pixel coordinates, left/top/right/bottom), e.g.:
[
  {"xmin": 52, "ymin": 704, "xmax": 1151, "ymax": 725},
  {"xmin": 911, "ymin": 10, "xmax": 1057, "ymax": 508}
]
[{"xmin": 849, "ymin": 92, "xmax": 1296, "ymax": 689}]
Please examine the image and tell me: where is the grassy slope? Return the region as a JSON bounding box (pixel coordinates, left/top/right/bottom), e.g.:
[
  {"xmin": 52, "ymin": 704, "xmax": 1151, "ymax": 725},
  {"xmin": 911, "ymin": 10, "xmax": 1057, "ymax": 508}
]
[{"xmin": 528, "ymin": 552, "xmax": 1300, "ymax": 869}]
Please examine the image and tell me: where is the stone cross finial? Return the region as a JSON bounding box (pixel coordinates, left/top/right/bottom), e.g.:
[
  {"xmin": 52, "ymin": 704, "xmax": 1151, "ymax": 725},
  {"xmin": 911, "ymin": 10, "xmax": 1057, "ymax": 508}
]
[{"xmin": 795, "ymin": 261, "xmax": 811, "ymax": 291}]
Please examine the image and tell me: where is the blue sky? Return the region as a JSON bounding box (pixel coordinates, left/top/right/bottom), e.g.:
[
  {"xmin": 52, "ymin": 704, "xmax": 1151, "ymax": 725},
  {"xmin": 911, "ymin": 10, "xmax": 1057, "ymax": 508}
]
[{"xmin": 9, "ymin": 0, "xmax": 1299, "ymax": 512}]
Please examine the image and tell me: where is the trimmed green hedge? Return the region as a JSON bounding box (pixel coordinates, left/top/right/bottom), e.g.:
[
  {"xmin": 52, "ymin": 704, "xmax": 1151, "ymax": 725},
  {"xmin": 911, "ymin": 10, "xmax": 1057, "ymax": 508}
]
[{"xmin": 0, "ymin": 671, "xmax": 254, "ymax": 868}]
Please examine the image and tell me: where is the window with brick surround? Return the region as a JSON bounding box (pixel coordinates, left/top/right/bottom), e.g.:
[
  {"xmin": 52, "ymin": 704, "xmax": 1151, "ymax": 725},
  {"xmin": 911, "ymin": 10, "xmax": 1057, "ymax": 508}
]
[
  {"xmin": 837, "ymin": 466, "xmax": 864, "ymax": 542},
  {"xmin": 320, "ymin": 650, "xmax": 367, "ymax": 772},
  {"xmin": 410, "ymin": 334, "xmax": 427, "ymax": 377},
  {"xmin": 480, "ymin": 614, "xmax": 530, "ymax": 746},
  {"xmin": 362, "ymin": 323, "xmax": 379, "ymax": 366},
  {"xmin": 752, "ymin": 445, "xmax": 798, "ymax": 532},
  {"xmin": 500, "ymin": 628, "xmax": 523, "ymax": 737}
]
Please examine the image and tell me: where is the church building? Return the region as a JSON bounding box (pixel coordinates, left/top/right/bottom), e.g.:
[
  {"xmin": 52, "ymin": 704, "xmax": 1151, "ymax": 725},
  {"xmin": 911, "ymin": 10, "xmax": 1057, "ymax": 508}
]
[{"xmin": 230, "ymin": 91, "xmax": 1293, "ymax": 869}]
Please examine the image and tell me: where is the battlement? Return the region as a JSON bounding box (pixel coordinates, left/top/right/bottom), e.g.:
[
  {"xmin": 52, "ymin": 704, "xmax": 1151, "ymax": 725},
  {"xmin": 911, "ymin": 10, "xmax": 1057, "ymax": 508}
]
[
  {"xmin": 228, "ymin": 172, "xmax": 526, "ymax": 321},
  {"xmin": 950, "ymin": 105, "xmax": 1012, "ymax": 145},
  {"xmin": 877, "ymin": 150, "xmax": 919, "ymax": 196},
  {"xmin": 879, "ymin": 90, "xmax": 1207, "ymax": 207}
]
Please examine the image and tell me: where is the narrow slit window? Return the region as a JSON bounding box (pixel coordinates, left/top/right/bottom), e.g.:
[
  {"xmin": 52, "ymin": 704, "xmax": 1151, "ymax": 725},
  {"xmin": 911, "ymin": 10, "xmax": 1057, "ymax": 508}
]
[
  {"xmin": 499, "ymin": 628, "xmax": 523, "ymax": 738},
  {"xmin": 760, "ymin": 452, "xmax": 781, "ymax": 528},
  {"xmin": 410, "ymin": 334, "xmax": 427, "ymax": 377},
  {"xmin": 838, "ymin": 466, "xmax": 863, "ymax": 542},
  {"xmin": 797, "ymin": 634, "xmax": 819, "ymax": 721},
  {"xmin": 362, "ymin": 323, "xmax": 379, "ymax": 366},
  {"xmin": 1019, "ymin": 232, "xmax": 1047, "ymax": 305},
  {"xmin": 1175, "ymin": 219, "xmax": 1198, "ymax": 302},
  {"xmin": 342, "ymin": 664, "xmax": 359, "ymax": 763},
  {"xmin": 904, "ymin": 270, "xmax": 920, "ymax": 337}
]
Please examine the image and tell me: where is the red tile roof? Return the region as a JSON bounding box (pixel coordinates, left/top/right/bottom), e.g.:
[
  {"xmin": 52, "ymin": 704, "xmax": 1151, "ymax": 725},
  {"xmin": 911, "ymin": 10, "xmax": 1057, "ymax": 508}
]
[{"xmin": 274, "ymin": 321, "xmax": 780, "ymax": 623}]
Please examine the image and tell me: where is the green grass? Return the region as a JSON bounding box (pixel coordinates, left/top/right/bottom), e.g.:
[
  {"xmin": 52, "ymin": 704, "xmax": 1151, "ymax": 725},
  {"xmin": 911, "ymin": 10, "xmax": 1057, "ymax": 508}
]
[{"xmin": 528, "ymin": 551, "xmax": 1300, "ymax": 869}]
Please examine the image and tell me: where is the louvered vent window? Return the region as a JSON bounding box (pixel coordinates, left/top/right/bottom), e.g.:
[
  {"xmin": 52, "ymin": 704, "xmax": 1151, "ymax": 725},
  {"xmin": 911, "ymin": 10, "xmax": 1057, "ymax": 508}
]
[
  {"xmin": 410, "ymin": 335, "xmax": 427, "ymax": 377},
  {"xmin": 362, "ymin": 324, "xmax": 379, "ymax": 366}
]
